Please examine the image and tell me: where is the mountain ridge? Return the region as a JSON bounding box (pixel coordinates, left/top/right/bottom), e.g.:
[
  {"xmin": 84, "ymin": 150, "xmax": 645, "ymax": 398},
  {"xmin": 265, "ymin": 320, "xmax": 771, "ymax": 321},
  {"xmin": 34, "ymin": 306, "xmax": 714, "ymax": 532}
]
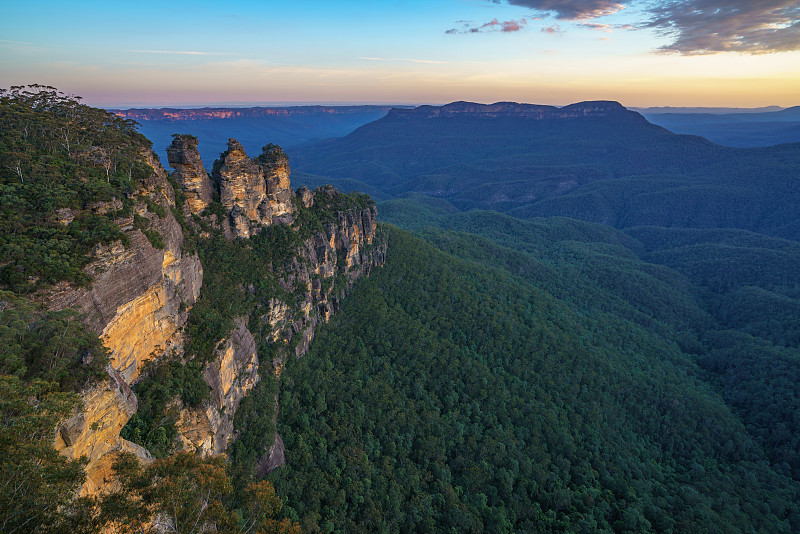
[{"xmin": 385, "ymin": 99, "xmax": 638, "ymax": 120}]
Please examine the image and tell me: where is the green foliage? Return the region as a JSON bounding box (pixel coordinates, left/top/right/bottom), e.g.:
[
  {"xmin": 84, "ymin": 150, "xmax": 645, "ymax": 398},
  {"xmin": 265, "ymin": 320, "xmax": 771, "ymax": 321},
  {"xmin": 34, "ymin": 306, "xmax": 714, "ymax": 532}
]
[
  {"xmin": 0, "ymin": 375, "xmax": 92, "ymax": 533},
  {"xmin": 0, "ymin": 291, "xmax": 108, "ymax": 390},
  {"xmin": 101, "ymin": 452, "xmax": 300, "ymax": 534},
  {"xmin": 120, "ymin": 357, "xmax": 208, "ymax": 458},
  {"xmin": 229, "ymin": 373, "xmax": 279, "ymax": 480},
  {"xmin": 0, "ymin": 85, "xmax": 154, "ymax": 291},
  {"xmin": 267, "ymin": 226, "xmax": 800, "ymax": 533},
  {"xmin": 623, "ymin": 225, "xmax": 800, "ymax": 480},
  {"xmin": 142, "ymin": 228, "xmax": 165, "ymax": 249}
]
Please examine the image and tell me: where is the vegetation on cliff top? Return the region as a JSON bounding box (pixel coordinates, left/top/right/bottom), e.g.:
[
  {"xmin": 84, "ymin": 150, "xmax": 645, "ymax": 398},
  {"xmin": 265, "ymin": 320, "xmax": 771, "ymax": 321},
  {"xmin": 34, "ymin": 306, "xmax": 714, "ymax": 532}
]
[
  {"xmin": 0, "ymin": 88, "xmax": 303, "ymax": 533},
  {"xmin": 0, "ymin": 85, "xmax": 157, "ymax": 292}
]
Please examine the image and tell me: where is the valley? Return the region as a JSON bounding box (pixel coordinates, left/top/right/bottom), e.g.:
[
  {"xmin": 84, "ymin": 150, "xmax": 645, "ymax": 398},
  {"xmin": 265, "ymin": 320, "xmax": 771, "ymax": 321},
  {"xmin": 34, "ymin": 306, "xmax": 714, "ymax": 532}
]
[{"xmin": 2, "ymin": 88, "xmax": 800, "ymax": 533}]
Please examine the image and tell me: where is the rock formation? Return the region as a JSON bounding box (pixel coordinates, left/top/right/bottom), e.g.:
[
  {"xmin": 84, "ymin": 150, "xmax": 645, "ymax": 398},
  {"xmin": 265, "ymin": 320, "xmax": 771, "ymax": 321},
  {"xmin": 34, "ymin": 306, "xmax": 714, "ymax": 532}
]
[
  {"xmin": 177, "ymin": 318, "xmax": 260, "ymax": 455},
  {"xmin": 174, "ymin": 185, "xmax": 385, "ymax": 463},
  {"xmin": 46, "ymin": 151, "xmax": 202, "ymax": 495},
  {"xmin": 42, "ymin": 131, "xmax": 385, "ymax": 495},
  {"xmin": 166, "ymin": 134, "xmax": 214, "ymax": 214},
  {"xmin": 214, "ymin": 139, "xmax": 295, "ymax": 238}
]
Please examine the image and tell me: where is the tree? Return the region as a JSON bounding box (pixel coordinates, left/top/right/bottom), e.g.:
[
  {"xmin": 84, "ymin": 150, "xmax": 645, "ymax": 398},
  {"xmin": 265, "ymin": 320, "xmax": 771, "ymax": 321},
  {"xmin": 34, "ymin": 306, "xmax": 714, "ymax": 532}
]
[
  {"xmin": 0, "ymin": 375, "xmax": 90, "ymax": 534},
  {"xmin": 101, "ymin": 452, "xmax": 301, "ymax": 534}
]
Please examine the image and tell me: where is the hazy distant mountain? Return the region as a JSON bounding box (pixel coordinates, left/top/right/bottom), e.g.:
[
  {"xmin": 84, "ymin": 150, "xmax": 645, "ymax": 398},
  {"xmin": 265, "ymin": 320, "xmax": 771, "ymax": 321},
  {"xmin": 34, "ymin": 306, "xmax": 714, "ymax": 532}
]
[
  {"xmin": 634, "ymin": 105, "xmax": 785, "ymax": 114},
  {"xmin": 291, "ymin": 100, "xmax": 800, "ymax": 239},
  {"xmin": 643, "ymin": 106, "xmax": 800, "ymax": 147},
  {"xmin": 111, "ymin": 105, "xmax": 398, "ymax": 165}
]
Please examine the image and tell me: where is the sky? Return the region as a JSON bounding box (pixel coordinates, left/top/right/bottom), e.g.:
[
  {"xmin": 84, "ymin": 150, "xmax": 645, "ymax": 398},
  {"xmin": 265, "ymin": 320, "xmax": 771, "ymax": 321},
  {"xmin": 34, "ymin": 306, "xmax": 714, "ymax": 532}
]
[{"xmin": 1, "ymin": 0, "xmax": 798, "ymax": 108}]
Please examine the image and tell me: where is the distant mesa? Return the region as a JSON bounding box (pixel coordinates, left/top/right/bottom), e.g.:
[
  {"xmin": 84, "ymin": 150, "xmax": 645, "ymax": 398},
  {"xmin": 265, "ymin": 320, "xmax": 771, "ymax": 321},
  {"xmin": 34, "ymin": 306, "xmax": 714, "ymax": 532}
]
[
  {"xmin": 111, "ymin": 105, "xmax": 397, "ymax": 121},
  {"xmin": 386, "ymin": 100, "xmax": 636, "ymax": 120}
]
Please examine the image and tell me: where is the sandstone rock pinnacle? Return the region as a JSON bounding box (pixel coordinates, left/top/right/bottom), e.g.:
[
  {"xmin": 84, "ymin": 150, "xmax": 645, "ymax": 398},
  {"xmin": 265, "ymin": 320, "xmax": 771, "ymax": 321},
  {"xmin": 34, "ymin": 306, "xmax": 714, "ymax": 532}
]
[
  {"xmin": 166, "ymin": 134, "xmax": 214, "ymax": 214},
  {"xmin": 213, "ymin": 139, "xmax": 295, "ymax": 238}
]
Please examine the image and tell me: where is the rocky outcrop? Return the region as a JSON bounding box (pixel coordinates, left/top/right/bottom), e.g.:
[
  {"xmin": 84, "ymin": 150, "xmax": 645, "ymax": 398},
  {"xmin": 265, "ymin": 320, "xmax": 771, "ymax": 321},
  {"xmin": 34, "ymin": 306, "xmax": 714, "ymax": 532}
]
[
  {"xmin": 213, "ymin": 139, "xmax": 294, "ymax": 238},
  {"xmin": 54, "ymin": 367, "xmax": 152, "ymax": 496},
  {"xmin": 45, "ymin": 132, "xmax": 385, "ymax": 492},
  {"xmin": 177, "ymin": 318, "xmax": 260, "ymax": 455},
  {"xmin": 256, "ymin": 144, "xmax": 294, "ymax": 222},
  {"xmin": 257, "ymin": 433, "xmax": 286, "ymax": 476},
  {"xmin": 267, "ymin": 187, "xmax": 383, "ymax": 362},
  {"xmin": 175, "ymin": 187, "xmax": 385, "ymax": 460},
  {"xmin": 48, "ymin": 152, "xmax": 202, "ymax": 495},
  {"xmin": 166, "ymin": 134, "xmax": 213, "ymax": 214}
]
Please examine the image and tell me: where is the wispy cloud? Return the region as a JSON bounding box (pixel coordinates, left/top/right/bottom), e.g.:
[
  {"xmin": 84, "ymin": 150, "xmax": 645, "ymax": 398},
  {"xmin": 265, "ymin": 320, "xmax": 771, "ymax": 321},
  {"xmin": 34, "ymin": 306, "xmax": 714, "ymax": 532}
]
[
  {"xmin": 0, "ymin": 39, "xmax": 34, "ymax": 45},
  {"xmin": 359, "ymin": 57, "xmax": 447, "ymax": 64},
  {"xmin": 446, "ymin": 18, "xmax": 528, "ymax": 34},
  {"xmin": 581, "ymin": 22, "xmax": 612, "ymax": 32},
  {"xmin": 127, "ymin": 50, "xmax": 229, "ymax": 56},
  {"xmin": 541, "ymin": 25, "xmax": 563, "ymax": 34}
]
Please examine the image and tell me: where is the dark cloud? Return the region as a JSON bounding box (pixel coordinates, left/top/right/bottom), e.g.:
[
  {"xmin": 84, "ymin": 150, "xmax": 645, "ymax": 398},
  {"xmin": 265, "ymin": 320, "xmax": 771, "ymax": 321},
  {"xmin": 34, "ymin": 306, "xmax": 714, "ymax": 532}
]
[
  {"xmin": 646, "ymin": 0, "xmax": 800, "ymax": 54},
  {"xmin": 482, "ymin": 0, "xmax": 800, "ymax": 54},
  {"xmin": 493, "ymin": 0, "xmax": 625, "ymax": 20}
]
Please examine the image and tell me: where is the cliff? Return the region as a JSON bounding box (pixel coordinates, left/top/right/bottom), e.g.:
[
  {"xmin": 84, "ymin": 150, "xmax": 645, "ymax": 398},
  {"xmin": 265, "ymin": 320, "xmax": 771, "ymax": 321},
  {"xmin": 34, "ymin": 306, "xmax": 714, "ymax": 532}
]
[
  {"xmin": 22, "ymin": 105, "xmax": 384, "ymax": 494},
  {"xmin": 0, "ymin": 90, "xmax": 385, "ymax": 505},
  {"xmin": 47, "ymin": 150, "xmax": 203, "ymax": 495},
  {"xmin": 111, "ymin": 105, "xmax": 397, "ymax": 122},
  {"xmin": 172, "ymin": 170, "xmax": 385, "ymax": 461}
]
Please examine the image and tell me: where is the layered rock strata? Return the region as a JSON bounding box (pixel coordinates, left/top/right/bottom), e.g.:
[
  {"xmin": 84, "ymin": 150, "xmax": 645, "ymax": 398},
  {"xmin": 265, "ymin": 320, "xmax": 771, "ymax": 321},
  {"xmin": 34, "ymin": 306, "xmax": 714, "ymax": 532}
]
[
  {"xmin": 213, "ymin": 139, "xmax": 294, "ymax": 238},
  {"xmin": 173, "ymin": 187, "xmax": 384, "ymax": 464},
  {"xmin": 47, "ymin": 152, "xmax": 202, "ymax": 495},
  {"xmin": 166, "ymin": 134, "xmax": 214, "ymax": 214}
]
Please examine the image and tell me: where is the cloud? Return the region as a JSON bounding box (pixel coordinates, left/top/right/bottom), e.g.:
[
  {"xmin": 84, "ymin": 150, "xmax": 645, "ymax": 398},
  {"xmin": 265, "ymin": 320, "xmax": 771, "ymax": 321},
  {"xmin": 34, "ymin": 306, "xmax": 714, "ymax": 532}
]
[
  {"xmin": 645, "ymin": 0, "xmax": 800, "ymax": 54},
  {"xmin": 492, "ymin": 0, "xmax": 625, "ymax": 20},
  {"xmin": 359, "ymin": 57, "xmax": 447, "ymax": 64},
  {"xmin": 581, "ymin": 22, "xmax": 612, "ymax": 32},
  {"xmin": 127, "ymin": 50, "xmax": 228, "ymax": 56},
  {"xmin": 483, "ymin": 0, "xmax": 800, "ymax": 54},
  {"xmin": 541, "ymin": 25, "xmax": 563, "ymax": 34},
  {"xmin": 446, "ymin": 18, "xmax": 528, "ymax": 34}
]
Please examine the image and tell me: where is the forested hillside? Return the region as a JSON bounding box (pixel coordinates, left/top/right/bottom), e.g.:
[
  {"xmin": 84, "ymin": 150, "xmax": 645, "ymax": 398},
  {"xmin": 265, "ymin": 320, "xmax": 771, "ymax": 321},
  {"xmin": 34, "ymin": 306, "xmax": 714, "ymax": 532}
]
[{"xmin": 266, "ymin": 224, "xmax": 800, "ymax": 532}]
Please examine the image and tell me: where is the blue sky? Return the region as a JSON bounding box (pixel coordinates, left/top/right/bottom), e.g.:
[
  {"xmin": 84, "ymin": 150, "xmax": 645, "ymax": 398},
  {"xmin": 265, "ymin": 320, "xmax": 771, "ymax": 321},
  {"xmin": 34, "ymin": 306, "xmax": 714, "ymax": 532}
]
[{"xmin": 1, "ymin": 0, "xmax": 798, "ymax": 107}]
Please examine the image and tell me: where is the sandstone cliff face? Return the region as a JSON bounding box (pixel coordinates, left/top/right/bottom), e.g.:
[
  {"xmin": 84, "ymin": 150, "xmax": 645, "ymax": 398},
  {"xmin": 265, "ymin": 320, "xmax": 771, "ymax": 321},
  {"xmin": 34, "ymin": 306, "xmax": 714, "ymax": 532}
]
[
  {"xmin": 166, "ymin": 135, "xmax": 214, "ymax": 214},
  {"xmin": 177, "ymin": 318, "xmax": 260, "ymax": 455},
  {"xmin": 47, "ymin": 133, "xmax": 385, "ymax": 491},
  {"xmin": 48, "ymin": 151, "xmax": 202, "ymax": 495},
  {"xmin": 54, "ymin": 368, "xmax": 152, "ymax": 496},
  {"xmin": 173, "ymin": 186, "xmax": 385, "ymax": 470},
  {"xmin": 214, "ymin": 139, "xmax": 294, "ymax": 238}
]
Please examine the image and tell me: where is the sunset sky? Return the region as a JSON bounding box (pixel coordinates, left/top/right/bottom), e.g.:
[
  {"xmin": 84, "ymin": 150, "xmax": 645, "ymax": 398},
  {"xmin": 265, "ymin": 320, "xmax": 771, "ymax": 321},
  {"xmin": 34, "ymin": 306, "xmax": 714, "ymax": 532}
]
[{"xmin": 1, "ymin": 0, "xmax": 798, "ymax": 108}]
